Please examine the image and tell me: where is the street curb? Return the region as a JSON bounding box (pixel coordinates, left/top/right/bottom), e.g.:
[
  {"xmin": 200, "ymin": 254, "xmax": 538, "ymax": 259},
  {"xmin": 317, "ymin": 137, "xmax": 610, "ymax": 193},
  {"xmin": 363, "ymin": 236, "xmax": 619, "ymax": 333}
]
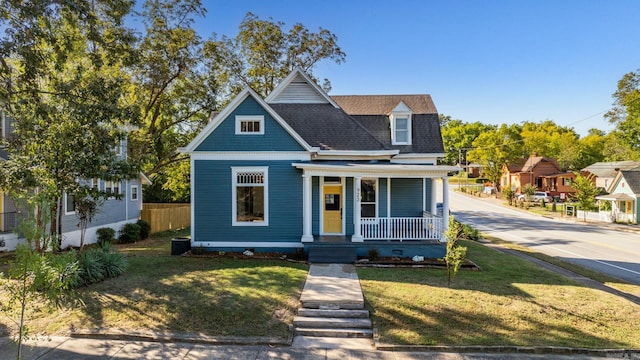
[
  {"xmin": 70, "ymin": 329, "xmax": 290, "ymax": 347},
  {"xmin": 375, "ymin": 344, "xmax": 640, "ymax": 357}
]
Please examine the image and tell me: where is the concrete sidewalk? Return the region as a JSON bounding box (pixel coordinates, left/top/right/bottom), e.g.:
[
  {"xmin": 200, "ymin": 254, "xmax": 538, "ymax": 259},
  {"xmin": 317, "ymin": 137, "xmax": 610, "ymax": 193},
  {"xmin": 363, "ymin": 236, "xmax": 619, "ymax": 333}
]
[{"xmin": 2, "ymin": 336, "xmax": 634, "ymax": 359}]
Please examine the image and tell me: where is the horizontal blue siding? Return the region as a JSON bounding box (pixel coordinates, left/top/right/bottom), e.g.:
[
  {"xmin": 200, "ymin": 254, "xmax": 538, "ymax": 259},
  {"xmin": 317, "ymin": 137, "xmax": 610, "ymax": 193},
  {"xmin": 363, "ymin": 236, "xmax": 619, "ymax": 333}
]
[
  {"xmin": 61, "ymin": 178, "xmax": 142, "ymax": 234},
  {"xmin": 312, "ymin": 177, "xmax": 320, "ymax": 234},
  {"xmin": 193, "ymin": 160, "xmax": 303, "ymax": 243},
  {"xmin": 424, "ymin": 178, "xmax": 433, "ymax": 212},
  {"xmin": 378, "ymin": 178, "xmax": 388, "ymax": 217},
  {"xmin": 195, "ymin": 97, "xmax": 305, "ymax": 152},
  {"xmin": 390, "ymin": 178, "xmax": 423, "ymax": 217},
  {"xmin": 345, "ymin": 178, "xmax": 353, "ymax": 235}
]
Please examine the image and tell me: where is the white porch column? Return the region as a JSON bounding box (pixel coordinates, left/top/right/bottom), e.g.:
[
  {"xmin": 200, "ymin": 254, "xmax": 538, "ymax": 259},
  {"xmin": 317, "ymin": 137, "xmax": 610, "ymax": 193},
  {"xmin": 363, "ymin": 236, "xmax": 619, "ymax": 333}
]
[
  {"xmin": 352, "ymin": 176, "xmax": 364, "ymax": 242},
  {"xmin": 301, "ymin": 174, "xmax": 313, "ymax": 242},
  {"xmin": 431, "ymin": 178, "xmax": 438, "ymax": 216},
  {"xmin": 442, "ymin": 177, "xmax": 450, "ymax": 232}
]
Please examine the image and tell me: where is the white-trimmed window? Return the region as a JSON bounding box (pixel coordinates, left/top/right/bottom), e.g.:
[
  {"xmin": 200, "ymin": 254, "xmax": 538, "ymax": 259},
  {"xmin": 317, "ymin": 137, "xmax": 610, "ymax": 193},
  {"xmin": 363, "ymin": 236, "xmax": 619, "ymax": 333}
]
[
  {"xmin": 361, "ymin": 178, "xmax": 377, "ymax": 218},
  {"xmin": 92, "ymin": 178, "xmax": 101, "ymax": 191},
  {"xmin": 235, "ymin": 115, "xmax": 264, "ymax": 135},
  {"xmin": 105, "ymin": 180, "xmax": 120, "ymax": 196},
  {"xmin": 65, "ymin": 193, "xmax": 76, "ymax": 214},
  {"xmin": 131, "ymin": 185, "xmax": 139, "ymax": 201},
  {"xmin": 391, "ymin": 114, "xmax": 411, "ymax": 145},
  {"xmin": 232, "ymin": 167, "xmax": 268, "ymax": 226}
]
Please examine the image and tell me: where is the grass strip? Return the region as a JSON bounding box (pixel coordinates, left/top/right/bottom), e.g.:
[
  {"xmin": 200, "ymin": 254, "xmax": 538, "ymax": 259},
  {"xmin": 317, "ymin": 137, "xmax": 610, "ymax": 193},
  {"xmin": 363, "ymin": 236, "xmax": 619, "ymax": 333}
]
[{"xmin": 358, "ymin": 240, "xmax": 640, "ymax": 348}]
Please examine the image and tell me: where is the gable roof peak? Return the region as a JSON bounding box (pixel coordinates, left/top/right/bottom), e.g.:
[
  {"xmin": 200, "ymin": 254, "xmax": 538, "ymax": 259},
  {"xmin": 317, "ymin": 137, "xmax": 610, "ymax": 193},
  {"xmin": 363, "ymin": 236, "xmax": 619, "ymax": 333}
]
[
  {"xmin": 265, "ymin": 67, "xmax": 339, "ymax": 107},
  {"xmin": 391, "ymin": 101, "xmax": 413, "ymax": 114}
]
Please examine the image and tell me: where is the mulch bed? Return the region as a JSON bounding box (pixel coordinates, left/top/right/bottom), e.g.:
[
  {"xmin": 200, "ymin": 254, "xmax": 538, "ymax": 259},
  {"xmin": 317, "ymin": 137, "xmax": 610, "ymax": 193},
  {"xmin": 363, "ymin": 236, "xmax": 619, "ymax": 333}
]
[{"xmin": 185, "ymin": 250, "xmax": 480, "ymax": 270}]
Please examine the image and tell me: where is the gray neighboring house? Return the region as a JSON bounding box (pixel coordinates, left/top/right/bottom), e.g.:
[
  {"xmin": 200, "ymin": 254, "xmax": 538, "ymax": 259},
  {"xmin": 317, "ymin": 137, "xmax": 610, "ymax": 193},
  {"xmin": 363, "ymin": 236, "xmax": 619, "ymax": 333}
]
[
  {"xmin": 582, "ymin": 161, "xmax": 640, "ymax": 191},
  {"xmin": 0, "ymin": 111, "xmax": 149, "ymax": 251}
]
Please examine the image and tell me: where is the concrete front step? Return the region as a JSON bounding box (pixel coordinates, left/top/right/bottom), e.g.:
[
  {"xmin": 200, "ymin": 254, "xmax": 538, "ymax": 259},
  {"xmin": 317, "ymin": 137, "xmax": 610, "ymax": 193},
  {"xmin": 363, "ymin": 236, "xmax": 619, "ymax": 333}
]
[
  {"xmin": 293, "ymin": 316, "xmax": 372, "ymax": 329},
  {"xmin": 294, "ymin": 327, "xmax": 373, "ymax": 338},
  {"xmin": 298, "ymin": 308, "xmax": 369, "ymax": 318},
  {"xmin": 300, "ymin": 300, "xmax": 364, "ymax": 310}
]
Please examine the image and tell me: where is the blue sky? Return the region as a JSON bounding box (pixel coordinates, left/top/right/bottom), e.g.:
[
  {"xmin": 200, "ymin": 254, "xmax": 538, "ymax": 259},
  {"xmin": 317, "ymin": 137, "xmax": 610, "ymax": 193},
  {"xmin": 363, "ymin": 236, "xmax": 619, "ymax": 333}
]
[{"xmin": 189, "ymin": 0, "xmax": 640, "ymax": 137}]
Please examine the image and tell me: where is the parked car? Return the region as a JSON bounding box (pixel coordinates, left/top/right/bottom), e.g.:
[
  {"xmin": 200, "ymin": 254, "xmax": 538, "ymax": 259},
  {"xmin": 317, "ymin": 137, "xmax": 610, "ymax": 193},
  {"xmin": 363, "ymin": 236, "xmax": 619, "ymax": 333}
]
[{"xmin": 517, "ymin": 191, "xmax": 553, "ymax": 203}]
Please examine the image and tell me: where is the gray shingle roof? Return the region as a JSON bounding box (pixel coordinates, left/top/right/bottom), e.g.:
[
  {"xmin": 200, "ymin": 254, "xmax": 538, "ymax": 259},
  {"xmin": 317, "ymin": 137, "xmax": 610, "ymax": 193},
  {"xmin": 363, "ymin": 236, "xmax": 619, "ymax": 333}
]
[
  {"xmin": 620, "ymin": 168, "xmax": 640, "ymax": 194},
  {"xmin": 269, "ymin": 103, "xmax": 387, "ymax": 151},
  {"xmin": 582, "ymin": 161, "xmax": 640, "ymax": 178},
  {"xmin": 349, "ymin": 114, "xmax": 444, "ymax": 153},
  {"xmin": 331, "ymin": 95, "xmax": 438, "ymax": 115},
  {"xmin": 269, "ymin": 94, "xmax": 444, "ymax": 153}
]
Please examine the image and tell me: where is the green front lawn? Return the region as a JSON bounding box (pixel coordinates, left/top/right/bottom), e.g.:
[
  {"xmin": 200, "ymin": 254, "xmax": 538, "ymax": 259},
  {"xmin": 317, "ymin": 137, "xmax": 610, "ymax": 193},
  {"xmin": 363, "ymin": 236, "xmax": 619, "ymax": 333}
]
[
  {"xmin": 1, "ymin": 230, "xmax": 308, "ymax": 339},
  {"xmin": 2, "ymin": 231, "xmax": 639, "ymax": 349},
  {"xmin": 359, "ymin": 240, "xmax": 640, "ymax": 348}
]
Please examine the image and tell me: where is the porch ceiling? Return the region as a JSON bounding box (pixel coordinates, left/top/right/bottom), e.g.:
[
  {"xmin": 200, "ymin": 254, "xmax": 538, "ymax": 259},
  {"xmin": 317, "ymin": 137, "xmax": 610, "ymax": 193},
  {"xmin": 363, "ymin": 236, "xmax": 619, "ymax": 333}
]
[{"xmin": 292, "ymin": 162, "xmax": 461, "ymax": 178}]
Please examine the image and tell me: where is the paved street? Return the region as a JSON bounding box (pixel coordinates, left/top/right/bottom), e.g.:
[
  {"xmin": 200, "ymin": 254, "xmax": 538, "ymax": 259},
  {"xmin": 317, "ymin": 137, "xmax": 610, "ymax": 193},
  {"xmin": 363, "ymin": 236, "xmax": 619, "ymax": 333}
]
[{"xmin": 449, "ymin": 191, "xmax": 640, "ymax": 285}]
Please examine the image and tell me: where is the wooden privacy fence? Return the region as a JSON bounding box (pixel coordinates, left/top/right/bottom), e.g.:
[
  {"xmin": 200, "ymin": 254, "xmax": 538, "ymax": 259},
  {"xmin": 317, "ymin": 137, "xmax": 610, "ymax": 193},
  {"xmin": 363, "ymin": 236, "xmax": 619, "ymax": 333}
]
[{"xmin": 141, "ymin": 203, "xmax": 191, "ymax": 233}]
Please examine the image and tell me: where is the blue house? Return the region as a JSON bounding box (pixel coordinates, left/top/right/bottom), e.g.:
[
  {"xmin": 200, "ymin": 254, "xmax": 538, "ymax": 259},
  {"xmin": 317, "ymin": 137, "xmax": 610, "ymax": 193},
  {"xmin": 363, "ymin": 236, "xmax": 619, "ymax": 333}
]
[
  {"xmin": 0, "ymin": 111, "xmax": 149, "ymax": 251},
  {"xmin": 181, "ymin": 69, "xmax": 459, "ymax": 258}
]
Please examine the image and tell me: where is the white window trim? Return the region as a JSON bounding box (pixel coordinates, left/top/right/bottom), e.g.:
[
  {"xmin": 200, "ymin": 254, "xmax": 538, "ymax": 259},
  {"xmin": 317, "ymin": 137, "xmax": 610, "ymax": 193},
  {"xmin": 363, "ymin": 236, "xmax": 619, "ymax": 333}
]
[
  {"xmin": 390, "ymin": 113, "xmax": 412, "ymax": 145},
  {"xmin": 235, "ymin": 115, "xmax": 265, "ymax": 135},
  {"xmin": 64, "ymin": 192, "xmax": 76, "ymax": 215},
  {"xmin": 131, "ymin": 185, "xmax": 139, "ymax": 201},
  {"xmin": 105, "ymin": 180, "xmax": 120, "ymax": 199},
  {"xmin": 231, "ymin": 166, "xmax": 269, "ymax": 226}
]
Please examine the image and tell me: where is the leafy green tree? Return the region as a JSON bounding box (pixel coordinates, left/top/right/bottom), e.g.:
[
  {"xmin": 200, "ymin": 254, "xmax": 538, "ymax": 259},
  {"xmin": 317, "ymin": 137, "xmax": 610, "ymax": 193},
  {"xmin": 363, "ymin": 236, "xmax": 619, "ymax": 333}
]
[
  {"xmin": 571, "ymin": 173, "xmax": 600, "ymax": 221},
  {"xmin": 606, "ymin": 69, "xmax": 640, "ymax": 154},
  {"xmin": 204, "ymin": 12, "xmax": 346, "ymax": 99},
  {"xmin": 467, "ymin": 124, "xmax": 524, "ymax": 193},
  {"xmin": 520, "ymin": 120, "xmax": 581, "ymax": 170},
  {"xmin": 440, "ymin": 116, "xmax": 495, "ymax": 166},
  {"xmin": 575, "ymin": 129, "xmax": 606, "ymax": 170},
  {"xmin": 128, "ymin": 0, "xmax": 217, "ymax": 198},
  {"xmin": 602, "ymin": 131, "xmax": 640, "ymax": 161},
  {"xmin": 0, "ymin": 1, "xmax": 139, "ymax": 246}
]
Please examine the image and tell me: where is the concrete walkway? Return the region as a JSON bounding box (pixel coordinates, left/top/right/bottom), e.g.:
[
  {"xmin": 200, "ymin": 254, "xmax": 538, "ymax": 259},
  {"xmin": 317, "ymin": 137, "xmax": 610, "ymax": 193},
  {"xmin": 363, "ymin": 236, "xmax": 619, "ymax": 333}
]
[{"xmin": 299, "ymin": 263, "xmax": 365, "ymax": 309}]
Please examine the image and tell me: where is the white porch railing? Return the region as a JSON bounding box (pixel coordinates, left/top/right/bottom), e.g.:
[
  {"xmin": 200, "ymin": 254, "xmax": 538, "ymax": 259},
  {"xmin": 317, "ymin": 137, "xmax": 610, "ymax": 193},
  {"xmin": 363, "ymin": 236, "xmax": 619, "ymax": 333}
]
[{"xmin": 361, "ymin": 215, "xmax": 444, "ymax": 241}]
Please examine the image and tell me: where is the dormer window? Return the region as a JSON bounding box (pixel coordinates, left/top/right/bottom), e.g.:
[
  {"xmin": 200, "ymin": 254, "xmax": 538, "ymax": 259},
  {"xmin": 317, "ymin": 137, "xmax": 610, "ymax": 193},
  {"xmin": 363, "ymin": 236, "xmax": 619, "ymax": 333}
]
[
  {"xmin": 390, "ymin": 102, "xmax": 412, "ymax": 145},
  {"xmin": 235, "ymin": 115, "xmax": 264, "ymax": 135},
  {"xmin": 393, "ymin": 116, "xmax": 410, "ymax": 144}
]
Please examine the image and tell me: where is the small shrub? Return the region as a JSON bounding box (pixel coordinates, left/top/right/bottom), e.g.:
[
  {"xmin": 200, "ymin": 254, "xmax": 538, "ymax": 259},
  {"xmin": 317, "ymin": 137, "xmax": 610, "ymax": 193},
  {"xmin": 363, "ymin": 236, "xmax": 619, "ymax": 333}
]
[
  {"xmin": 96, "ymin": 227, "xmax": 115, "ymax": 247},
  {"xmin": 77, "ymin": 250, "xmax": 106, "ymax": 285},
  {"xmin": 136, "ymin": 219, "xmax": 151, "ymax": 240},
  {"xmin": 118, "ymin": 223, "xmax": 141, "ymax": 244},
  {"xmin": 99, "ymin": 251, "xmax": 128, "ymax": 278},
  {"xmin": 367, "ymin": 247, "xmax": 380, "ymax": 261}
]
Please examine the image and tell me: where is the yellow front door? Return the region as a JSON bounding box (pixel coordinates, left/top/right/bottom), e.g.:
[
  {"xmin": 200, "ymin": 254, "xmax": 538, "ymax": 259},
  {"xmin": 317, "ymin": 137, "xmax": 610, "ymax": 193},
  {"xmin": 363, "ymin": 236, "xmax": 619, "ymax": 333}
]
[{"xmin": 323, "ymin": 185, "xmax": 342, "ymax": 233}]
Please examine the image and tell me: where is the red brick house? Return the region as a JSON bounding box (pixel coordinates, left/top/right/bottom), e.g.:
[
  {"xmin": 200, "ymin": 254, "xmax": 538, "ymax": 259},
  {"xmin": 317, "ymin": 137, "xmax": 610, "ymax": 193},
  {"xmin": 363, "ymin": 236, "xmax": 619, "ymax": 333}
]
[{"xmin": 502, "ymin": 155, "xmax": 576, "ymax": 199}]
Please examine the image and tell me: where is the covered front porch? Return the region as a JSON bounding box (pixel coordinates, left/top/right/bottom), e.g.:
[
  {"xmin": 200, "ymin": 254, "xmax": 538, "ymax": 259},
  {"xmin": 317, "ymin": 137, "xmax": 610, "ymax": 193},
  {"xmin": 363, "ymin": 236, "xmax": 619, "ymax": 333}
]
[
  {"xmin": 595, "ymin": 193, "xmax": 638, "ymax": 224},
  {"xmin": 293, "ymin": 162, "xmax": 460, "ymax": 243}
]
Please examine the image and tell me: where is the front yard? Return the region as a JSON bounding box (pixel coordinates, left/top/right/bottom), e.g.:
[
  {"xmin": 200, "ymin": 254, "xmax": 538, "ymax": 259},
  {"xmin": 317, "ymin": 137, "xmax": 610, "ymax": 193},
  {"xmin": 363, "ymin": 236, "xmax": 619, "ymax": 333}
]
[
  {"xmin": 1, "ymin": 230, "xmax": 639, "ymax": 349},
  {"xmin": 359, "ymin": 240, "xmax": 640, "ymax": 348}
]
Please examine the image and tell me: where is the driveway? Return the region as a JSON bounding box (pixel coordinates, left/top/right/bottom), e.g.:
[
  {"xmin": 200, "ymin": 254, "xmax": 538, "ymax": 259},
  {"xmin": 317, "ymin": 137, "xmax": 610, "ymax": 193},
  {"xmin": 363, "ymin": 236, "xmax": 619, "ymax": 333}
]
[{"xmin": 448, "ymin": 191, "xmax": 640, "ymax": 286}]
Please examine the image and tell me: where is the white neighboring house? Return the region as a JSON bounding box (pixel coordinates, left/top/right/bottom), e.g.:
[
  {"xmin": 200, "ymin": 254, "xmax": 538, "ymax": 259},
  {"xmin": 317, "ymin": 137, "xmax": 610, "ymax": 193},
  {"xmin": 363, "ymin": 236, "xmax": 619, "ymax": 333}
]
[{"xmin": 0, "ymin": 112, "xmax": 150, "ymax": 251}]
